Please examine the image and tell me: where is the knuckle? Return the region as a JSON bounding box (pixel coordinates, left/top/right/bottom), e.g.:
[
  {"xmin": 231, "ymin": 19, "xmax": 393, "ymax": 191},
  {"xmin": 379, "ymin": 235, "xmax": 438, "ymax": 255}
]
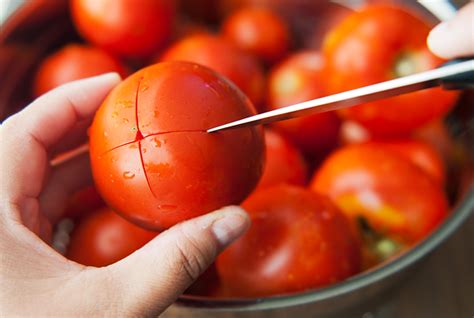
[{"xmin": 173, "ymin": 226, "xmax": 211, "ymax": 282}]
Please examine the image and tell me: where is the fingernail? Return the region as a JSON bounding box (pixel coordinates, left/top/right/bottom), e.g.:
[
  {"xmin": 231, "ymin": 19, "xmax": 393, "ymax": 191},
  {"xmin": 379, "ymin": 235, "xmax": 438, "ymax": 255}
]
[
  {"xmin": 211, "ymin": 206, "xmax": 250, "ymax": 247},
  {"xmin": 98, "ymin": 72, "xmax": 122, "ymax": 81}
]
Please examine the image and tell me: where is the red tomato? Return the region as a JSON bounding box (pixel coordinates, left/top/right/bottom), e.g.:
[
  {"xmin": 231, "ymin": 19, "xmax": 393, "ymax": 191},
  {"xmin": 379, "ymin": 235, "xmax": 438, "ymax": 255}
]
[
  {"xmin": 71, "ymin": 0, "xmax": 176, "ymax": 58},
  {"xmin": 217, "ymin": 184, "xmax": 361, "ymax": 297},
  {"xmin": 64, "ymin": 186, "xmax": 105, "ymax": 219},
  {"xmin": 66, "ymin": 207, "xmax": 157, "ymax": 267},
  {"xmin": 256, "ymin": 129, "xmax": 307, "ymax": 190},
  {"xmin": 33, "ymin": 44, "xmax": 126, "ymax": 96},
  {"xmin": 323, "ymin": 5, "xmax": 458, "ymax": 136},
  {"xmin": 310, "ymin": 143, "xmax": 449, "ymax": 244},
  {"xmin": 89, "ymin": 62, "xmax": 264, "ymax": 230},
  {"xmin": 185, "ymin": 264, "xmax": 221, "ymax": 297},
  {"xmin": 160, "ymin": 34, "xmax": 265, "ymax": 108},
  {"xmin": 267, "ymin": 51, "xmax": 341, "ymax": 158},
  {"xmin": 222, "ymin": 7, "xmax": 290, "ymax": 64},
  {"xmin": 369, "ymin": 140, "xmax": 445, "ymax": 185}
]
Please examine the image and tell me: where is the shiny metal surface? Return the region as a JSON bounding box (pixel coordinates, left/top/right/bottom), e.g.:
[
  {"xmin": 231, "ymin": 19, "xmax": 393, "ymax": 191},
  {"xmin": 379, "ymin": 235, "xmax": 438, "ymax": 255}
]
[{"xmin": 207, "ymin": 60, "xmax": 474, "ymax": 133}]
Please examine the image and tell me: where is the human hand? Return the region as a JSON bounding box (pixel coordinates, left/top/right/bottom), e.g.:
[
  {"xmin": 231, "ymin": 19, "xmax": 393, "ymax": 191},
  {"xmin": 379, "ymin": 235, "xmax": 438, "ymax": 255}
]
[
  {"xmin": 428, "ymin": 2, "xmax": 474, "ymax": 59},
  {"xmin": 0, "ymin": 74, "xmax": 250, "ymax": 316}
]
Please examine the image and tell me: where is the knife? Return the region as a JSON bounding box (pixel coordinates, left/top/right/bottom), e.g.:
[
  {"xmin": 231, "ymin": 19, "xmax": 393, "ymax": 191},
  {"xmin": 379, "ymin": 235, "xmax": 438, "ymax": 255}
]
[{"xmin": 207, "ymin": 58, "xmax": 474, "ymax": 133}]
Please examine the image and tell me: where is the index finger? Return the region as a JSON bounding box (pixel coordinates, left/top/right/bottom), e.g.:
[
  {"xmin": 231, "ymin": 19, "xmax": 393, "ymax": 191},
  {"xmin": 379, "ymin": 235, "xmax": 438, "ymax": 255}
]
[{"xmin": 5, "ymin": 72, "xmax": 121, "ymax": 150}]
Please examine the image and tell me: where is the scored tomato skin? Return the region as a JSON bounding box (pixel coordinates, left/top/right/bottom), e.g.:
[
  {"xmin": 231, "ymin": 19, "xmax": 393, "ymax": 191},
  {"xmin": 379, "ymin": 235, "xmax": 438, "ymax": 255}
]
[
  {"xmin": 310, "ymin": 143, "xmax": 449, "ymax": 244},
  {"xmin": 267, "ymin": 51, "xmax": 341, "ymax": 158},
  {"xmin": 89, "ymin": 61, "xmax": 264, "ymax": 230},
  {"xmin": 33, "ymin": 44, "xmax": 126, "ymax": 96},
  {"xmin": 222, "ymin": 7, "xmax": 290, "ymax": 64},
  {"xmin": 217, "ymin": 184, "xmax": 361, "ymax": 297},
  {"xmin": 160, "ymin": 34, "xmax": 265, "ymax": 109},
  {"xmin": 256, "ymin": 129, "xmax": 307, "ymax": 190},
  {"xmin": 323, "ymin": 5, "xmax": 458, "ymax": 136},
  {"xmin": 66, "ymin": 207, "xmax": 158, "ymax": 267},
  {"xmin": 71, "ymin": 0, "xmax": 176, "ymax": 58}
]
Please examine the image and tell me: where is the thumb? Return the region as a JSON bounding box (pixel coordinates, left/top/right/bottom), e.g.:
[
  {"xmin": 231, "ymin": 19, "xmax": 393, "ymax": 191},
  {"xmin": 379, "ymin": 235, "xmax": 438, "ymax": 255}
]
[
  {"xmin": 427, "ymin": 2, "xmax": 474, "ymax": 59},
  {"xmin": 86, "ymin": 206, "xmax": 249, "ymax": 315}
]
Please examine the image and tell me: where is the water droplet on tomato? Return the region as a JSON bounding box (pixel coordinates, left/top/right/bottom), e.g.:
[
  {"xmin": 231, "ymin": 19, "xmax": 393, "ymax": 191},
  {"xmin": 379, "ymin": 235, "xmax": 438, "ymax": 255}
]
[
  {"xmin": 152, "ymin": 137, "xmax": 161, "ymax": 148},
  {"xmin": 122, "ymin": 118, "xmax": 129, "ymax": 123},
  {"xmin": 123, "ymin": 171, "xmax": 135, "ymax": 179}
]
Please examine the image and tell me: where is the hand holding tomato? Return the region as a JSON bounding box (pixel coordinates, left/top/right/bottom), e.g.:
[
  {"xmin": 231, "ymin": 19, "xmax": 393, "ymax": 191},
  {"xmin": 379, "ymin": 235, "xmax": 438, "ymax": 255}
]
[{"xmin": 0, "ymin": 74, "xmax": 250, "ymax": 316}]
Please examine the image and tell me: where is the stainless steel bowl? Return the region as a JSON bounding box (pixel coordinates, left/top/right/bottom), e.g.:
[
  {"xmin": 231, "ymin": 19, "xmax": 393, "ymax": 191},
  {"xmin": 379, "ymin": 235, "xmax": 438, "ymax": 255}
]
[{"xmin": 1, "ymin": 1, "xmax": 472, "ymax": 317}]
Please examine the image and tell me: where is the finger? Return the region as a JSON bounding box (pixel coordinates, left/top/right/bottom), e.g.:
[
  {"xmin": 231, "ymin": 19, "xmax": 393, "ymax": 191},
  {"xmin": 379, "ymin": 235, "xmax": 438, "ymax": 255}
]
[
  {"xmin": 39, "ymin": 152, "xmax": 92, "ymax": 224},
  {"xmin": 427, "ymin": 3, "xmax": 474, "ymax": 59},
  {"xmin": 1, "ymin": 73, "xmax": 120, "ymax": 203},
  {"xmin": 50, "ymin": 118, "xmax": 91, "ymax": 157},
  {"xmin": 5, "ymin": 72, "xmax": 121, "ymax": 150},
  {"xmin": 86, "ymin": 206, "xmax": 250, "ymax": 315}
]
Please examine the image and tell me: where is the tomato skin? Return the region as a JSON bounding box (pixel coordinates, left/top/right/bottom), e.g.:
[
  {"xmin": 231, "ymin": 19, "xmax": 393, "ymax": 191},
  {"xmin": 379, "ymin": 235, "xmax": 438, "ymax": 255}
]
[
  {"xmin": 33, "ymin": 44, "xmax": 126, "ymax": 96},
  {"xmin": 71, "ymin": 0, "xmax": 176, "ymax": 58},
  {"xmin": 368, "ymin": 140, "xmax": 445, "ymax": 185},
  {"xmin": 89, "ymin": 62, "xmax": 264, "ymax": 230},
  {"xmin": 160, "ymin": 34, "xmax": 265, "ymax": 108},
  {"xmin": 64, "ymin": 186, "xmax": 105, "ymax": 219},
  {"xmin": 267, "ymin": 51, "xmax": 341, "ymax": 158},
  {"xmin": 66, "ymin": 207, "xmax": 157, "ymax": 267},
  {"xmin": 323, "ymin": 5, "xmax": 458, "ymax": 136},
  {"xmin": 310, "ymin": 143, "xmax": 449, "ymax": 244},
  {"xmin": 256, "ymin": 129, "xmax": 307, "ymax": 190},
  {"xmin": 217, "ymin": 184, "xmax": 361, "ymax": 297},
  {"xmin": 222, "ymin": 7, "xmax": 290, "ymax": 64}
]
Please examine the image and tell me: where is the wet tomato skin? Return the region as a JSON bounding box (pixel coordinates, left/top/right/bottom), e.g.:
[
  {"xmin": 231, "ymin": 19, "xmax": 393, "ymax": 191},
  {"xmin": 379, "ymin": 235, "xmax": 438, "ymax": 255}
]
[
  {"xmin": 267, "ymin": 51, "xmax": 341, "ymax": 158},
  {"xmin": 256, "ymin": 129, "xmax": 307, "ymax": 190},
  {"xmin": 89, "ymin": 61, "xmax": 264, "ymax": 230},
  {"xmin": 71, "ymin": 0, "xmax": 176, "ymax": 58},
  {"xmin": 66, "ymin": 207, "xmax": 157, "ymax": 267},
  {"xmin": 222, "ymin": 7, "xmax": 290, "ymax": 64},
  {"xmin": 34, "ymin": 44, "xmax": 126, "ymax": 96},
  {"xmin": 323, "ymin": 5, "xmax": 458, "ymax": 136},
  {"xmin": 217, "ymin": 184, "xmax": 361, "ymax": 297},
  {"xmin": 310, "ymin": 143, "xmax": 449, "ymax": 244},
  {"xmin": 160, "ymin": 34, "xmax": 265, "ymax": 109}
]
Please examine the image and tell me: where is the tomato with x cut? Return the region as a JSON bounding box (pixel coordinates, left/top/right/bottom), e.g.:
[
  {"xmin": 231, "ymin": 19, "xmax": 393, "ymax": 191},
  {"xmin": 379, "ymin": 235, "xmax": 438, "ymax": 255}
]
[{"xmin": 89, "ymin": 61, "xmax": 264, "ymax": 230}]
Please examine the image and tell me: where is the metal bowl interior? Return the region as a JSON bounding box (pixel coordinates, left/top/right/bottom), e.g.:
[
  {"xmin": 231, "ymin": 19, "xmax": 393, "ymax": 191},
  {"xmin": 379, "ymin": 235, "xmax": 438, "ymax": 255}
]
[{"xmin": 0, "ymin": 0, "xmax": 472, "ymax": 316}]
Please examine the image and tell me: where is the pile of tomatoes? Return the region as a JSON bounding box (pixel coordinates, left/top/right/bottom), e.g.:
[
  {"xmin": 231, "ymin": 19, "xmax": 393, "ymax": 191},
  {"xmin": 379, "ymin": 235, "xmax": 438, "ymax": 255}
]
[{"xmin": 36, "ymin": 0, "xmax": 460, "ymax": 298}]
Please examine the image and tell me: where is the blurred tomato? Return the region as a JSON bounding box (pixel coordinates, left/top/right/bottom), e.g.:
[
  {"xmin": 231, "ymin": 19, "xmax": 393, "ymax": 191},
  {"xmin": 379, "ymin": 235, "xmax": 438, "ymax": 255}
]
[
  {"xmin": 33, "ymin": 44, "xmax": 126, "ymax": 96},
  {"xmin": 160, "ymin": 34, "xmax": 265, "ymax": 108},
  {"xmin": 267, "ymin": 51, "xmax": 341, "ymax": 158},
  {"xmin": 89, "ymin": 62, "xmax": 264, "ymax": 230},
  {"xmin": 323, "ymin": 5, "xmax": 458, "ymax": 136},
  {"xmin": 256, "ymin": 129, "xmax": 307, "ymax": 190},
  {"xmin": 369, "ymin": 140, "xmax": 445, "ymax": 185},
  {"xmin": 64, "ymin": 186, "xmax": 105, "ymax": 219},
  {"xmin": 217, "ymin": 184, "xmax": 361, "ymax": 297},
  {"xmin": 222, "ymin": 7, "xmax": 290, "ymax": 64},
  {"xmin": 71, "ymin": 0, "xmax": 176, "ymax": 58},
  {"xmin": 310, "ymin": 143, "xmax": 449, "ymax": 245},
  {"xmin": 185, "ymin": 263, "xmax": 221, "ymax": 296},
  {"xmin": 67, "ymin": 207, "xmax": 157, "ymax": 267}
]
